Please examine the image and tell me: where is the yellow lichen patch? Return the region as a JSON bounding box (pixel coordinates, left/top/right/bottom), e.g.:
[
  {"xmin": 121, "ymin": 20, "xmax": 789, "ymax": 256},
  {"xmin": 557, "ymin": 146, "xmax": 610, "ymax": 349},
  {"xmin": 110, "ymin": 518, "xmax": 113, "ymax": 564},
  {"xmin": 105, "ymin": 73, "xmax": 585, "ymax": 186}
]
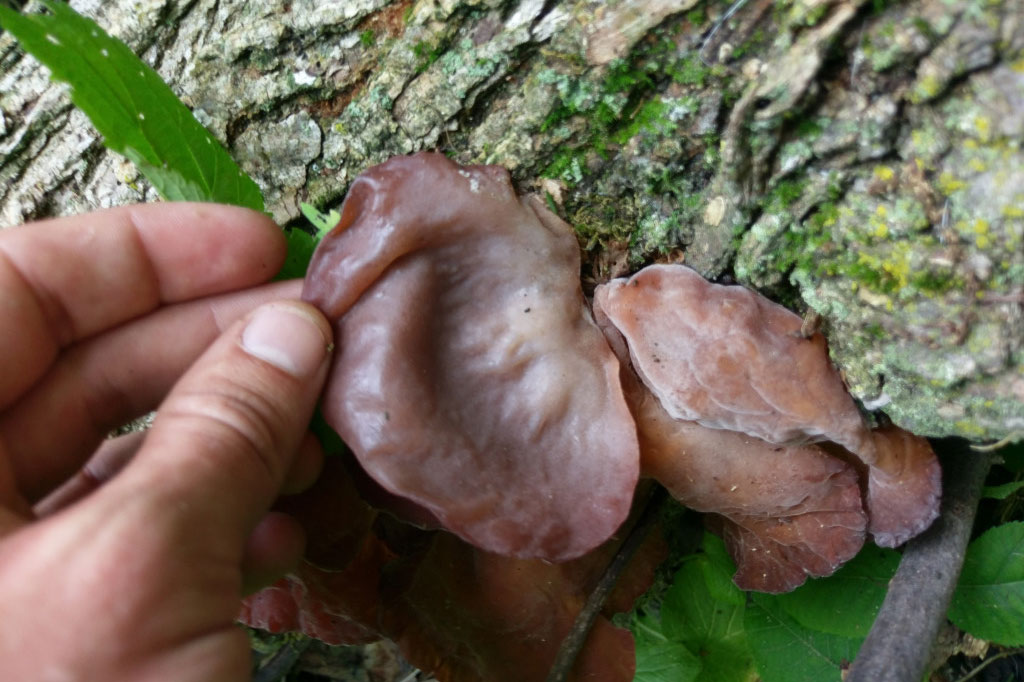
[
  {"xmin": 973, "ymin": 218, "xmax": 991, "ymax": 248},
  {"xmin": 974, "ymin": 116, "xmax": 992, "ymax": 143},
  {"xmin": 954, "ymin": 420, "xmax": 987, "ymax": 438},
  {"xmin": 967, "ymin": 158, "xmax": 988, "ymax": 173},
  {"xmin": 937, "ymin": 171, "xmax": 967, "ymax": 195},
  {"xmin": 1002, "ymin": 205, "xmax": 1024, "ymax": 219},
  {"xmin": 870, "ymin": 205, "xmax": 889, "ymax": 238},
  {"xmin": 914, "ymin": 74, "xmax": 943, "ymax": 101},
  {"xmin": 873, "ymin": 165, "xmax": 895, "ymax": 181}
]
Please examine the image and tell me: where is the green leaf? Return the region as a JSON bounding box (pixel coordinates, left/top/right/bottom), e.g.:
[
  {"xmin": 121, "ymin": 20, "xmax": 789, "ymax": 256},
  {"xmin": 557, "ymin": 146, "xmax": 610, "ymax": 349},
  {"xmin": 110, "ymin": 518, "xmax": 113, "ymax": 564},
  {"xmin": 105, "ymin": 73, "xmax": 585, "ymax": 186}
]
[
  {"xmin": 273, "ymin": 202, "xmax": 340, "ymax": 279},
  {"xmin": 772, "ymin": 545, "xmax": 899, "ymax": 638},
  {"xmin": 949, "ymin": 522, "xmax": 1024, "ymax": 646},
  {"xmin": 277, "ymin": 227, "xmax": 321, "ymax": 280},
  {"xmin": 299, "ymin": 202, "xmax": 341, "ymax": 237},
  {"xmin": 745, "ymin": 594, "xmax": 860, "ymax": 682},
  {"xmin": 982, "ymin": 480, "xmax": 1024, "ymax": 500},
  {"xmin": 632, "ymin": 613, "xmax": 702, "ymax": 682},
  {"xmin": 662, "ymin": 556, "xmax": 757, "ymax": 682},
  {"xmin": 0, "ymin": 0, "xmax": 263, "ymax": 211},
  {"xmin": 698, "ymin": 532, "xmax": 746, "ymax": 607}
]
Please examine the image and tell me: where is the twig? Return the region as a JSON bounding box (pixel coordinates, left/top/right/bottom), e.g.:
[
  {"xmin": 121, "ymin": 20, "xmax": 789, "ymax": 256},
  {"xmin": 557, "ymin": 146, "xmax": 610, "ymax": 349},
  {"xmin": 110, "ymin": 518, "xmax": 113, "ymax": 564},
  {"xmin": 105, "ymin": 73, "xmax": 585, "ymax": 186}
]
[
  {"xmin": 545, "ymin": 486, "xmax": 666, "ymax": 682},
  {"xmin": 952, "ymin": 647, "xmax": 1024, "ymax": 682},
  {"xmin": 698, "ymin": 0, "xmax": 753, "ymax": 66},
  {"xmin": 846, "ymin": 440, "xmax": 993, "ymax": 682},
  {"xmin": 971, "ymin": 431, "xmax": 1023, "ymax": 452}
]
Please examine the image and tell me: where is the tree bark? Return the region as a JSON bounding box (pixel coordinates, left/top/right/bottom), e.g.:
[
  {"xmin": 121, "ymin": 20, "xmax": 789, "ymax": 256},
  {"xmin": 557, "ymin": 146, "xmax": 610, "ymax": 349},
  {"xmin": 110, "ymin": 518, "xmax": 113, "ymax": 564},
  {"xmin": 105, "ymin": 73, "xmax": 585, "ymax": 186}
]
[{"xmin": 2, "ymin": 0, "xmax": 1021, "ymax": 436}]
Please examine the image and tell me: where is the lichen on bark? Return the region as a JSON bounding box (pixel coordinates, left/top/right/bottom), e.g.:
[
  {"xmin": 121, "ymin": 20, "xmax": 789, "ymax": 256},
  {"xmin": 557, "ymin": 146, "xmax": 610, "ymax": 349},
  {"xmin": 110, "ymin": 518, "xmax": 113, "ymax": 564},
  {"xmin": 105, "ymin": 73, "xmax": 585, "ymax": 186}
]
[{"xmin": 1, "ymin": 0, "xmax": 1021, "ymax": 440}]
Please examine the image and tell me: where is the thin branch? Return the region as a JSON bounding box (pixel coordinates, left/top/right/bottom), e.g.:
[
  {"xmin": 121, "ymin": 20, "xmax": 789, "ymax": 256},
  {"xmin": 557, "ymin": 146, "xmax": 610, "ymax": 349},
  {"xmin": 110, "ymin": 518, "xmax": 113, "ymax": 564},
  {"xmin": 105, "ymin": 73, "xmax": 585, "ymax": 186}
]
[
  {"xmin": 846, "ymin": 440, "xmax": 993, "ymax": 682},
  {"xmin": 545, "ymin": 486, "xmax": 666, "ymax": 682},
  {"xmin": 953, "ymin": 647, "xmax": 1024, "ymax": 682},
  {"xmin": 698, "ymin": 0, "xmax": 753, "ymax": 66},
  {"xmin": 971, "ymin": 431, "xmax": 1023, "ymax": 452}
]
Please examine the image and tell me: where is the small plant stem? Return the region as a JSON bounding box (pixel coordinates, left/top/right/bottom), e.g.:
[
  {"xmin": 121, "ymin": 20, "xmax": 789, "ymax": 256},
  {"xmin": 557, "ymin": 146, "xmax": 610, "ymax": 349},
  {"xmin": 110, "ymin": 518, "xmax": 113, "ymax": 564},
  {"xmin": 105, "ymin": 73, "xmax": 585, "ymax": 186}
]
[
  {"xmin": 847, "ymin": 440, "xmax": 992, "ymax": 682},
  {"xmin": 545, "ymin": 486, "xmax": 665, "ymax": 682},
  {"xmin": 953, "ymin": 647, "xmax": 1024, "ymax": 682}
]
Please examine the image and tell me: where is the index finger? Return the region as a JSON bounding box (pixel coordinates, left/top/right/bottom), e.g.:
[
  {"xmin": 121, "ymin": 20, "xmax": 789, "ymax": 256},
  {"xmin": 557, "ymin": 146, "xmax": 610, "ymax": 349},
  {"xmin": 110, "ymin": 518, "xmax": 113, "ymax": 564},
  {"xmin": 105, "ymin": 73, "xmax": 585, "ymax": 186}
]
[{"xmin": 0, "ymin": 202, "xmax": 285, "ymax": 409}]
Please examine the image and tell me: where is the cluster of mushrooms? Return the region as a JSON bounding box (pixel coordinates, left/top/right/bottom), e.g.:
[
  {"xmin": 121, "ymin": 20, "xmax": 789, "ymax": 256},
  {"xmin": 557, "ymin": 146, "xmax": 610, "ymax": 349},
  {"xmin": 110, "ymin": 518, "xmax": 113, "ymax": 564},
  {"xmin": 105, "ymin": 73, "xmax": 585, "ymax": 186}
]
[{"xmin": 240, "ymin": 153, "xmax": 941, "ymax": 682}]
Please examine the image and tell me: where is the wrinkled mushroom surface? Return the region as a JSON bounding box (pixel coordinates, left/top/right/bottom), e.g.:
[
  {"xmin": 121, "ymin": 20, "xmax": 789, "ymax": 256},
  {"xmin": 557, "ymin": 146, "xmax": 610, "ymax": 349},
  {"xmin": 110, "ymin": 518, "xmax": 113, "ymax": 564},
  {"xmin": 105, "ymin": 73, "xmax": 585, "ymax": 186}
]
[
  {"xmin": 302, "ymin": 153, "xmax": 639, "ymax": 561},
  {"xmin": 594, "ymin": 312, "xmax": 866, "ymax": 591},
  {"xmin": 594, "ymin": 264, "xmax": 870, "ymax": 451},
  {"xmin": 594, "ymin": 263, "xmax": 941, "ymax": 582},
  {"xmin": 857, "ymin": 426, "xmax": 942, "ymax": 547}
]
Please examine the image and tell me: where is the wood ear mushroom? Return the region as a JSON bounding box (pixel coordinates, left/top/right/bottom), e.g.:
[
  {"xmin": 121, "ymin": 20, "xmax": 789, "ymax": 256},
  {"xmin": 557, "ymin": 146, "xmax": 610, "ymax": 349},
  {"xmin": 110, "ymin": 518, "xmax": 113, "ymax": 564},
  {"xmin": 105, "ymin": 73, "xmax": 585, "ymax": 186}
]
[
  {"xmin": 594, "ymin": 264, "xmax": 941, "ymax": 591},
  {"xmin": 302, "ymin": 152, "xmax": 640, "ymax": 562},
  {"xmin": 244, "ymin": 153, "xmax": 944, "ymax": 682}
]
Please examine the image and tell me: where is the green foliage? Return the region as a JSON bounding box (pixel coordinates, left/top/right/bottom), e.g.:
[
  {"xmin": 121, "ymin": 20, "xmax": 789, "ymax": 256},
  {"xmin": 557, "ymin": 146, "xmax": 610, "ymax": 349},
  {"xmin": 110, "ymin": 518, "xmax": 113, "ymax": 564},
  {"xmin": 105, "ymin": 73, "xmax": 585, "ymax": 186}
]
[
  {"xmin": 949, "ymin": 522, "xmax": 1024, "ymax": 646},
  {"xmin": 276, "ymin": 203, "xmax": 340, "ymax": 280},
  {"xmin": 745, "ymin": 594, "xmax": 860, "ymax": 682},
  {"xmin": 635, "ymin": 536, "xmax": 903, "ymax": 681},
  {"xmin": 983, "ymin": 480, "xmax": 1024, "ymax": 500},
  {"xmin": 0, "ymin": 0, "xmax": 263, "ymax": 211},
  {"xmin": 630, "ymin": 533, "xmax": 757, "ymax": 682},
  {"xmin": 633, "ymin": 613, "xmax": 702, "ymax": 682},
  {"xmin": 300, "ymin": 202, "xmax": 341, "ymax": 235},
  {"xmin": 772, "ymin": 547, "xmax": 899, "ymax": 638}
]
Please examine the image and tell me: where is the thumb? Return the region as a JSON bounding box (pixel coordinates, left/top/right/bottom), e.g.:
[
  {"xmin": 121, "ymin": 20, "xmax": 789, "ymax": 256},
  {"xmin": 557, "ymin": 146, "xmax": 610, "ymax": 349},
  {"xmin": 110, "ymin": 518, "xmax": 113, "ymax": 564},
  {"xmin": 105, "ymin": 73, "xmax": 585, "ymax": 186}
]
[{"xmin": 112, "ymin": 300, "xmax": 333, "ymax": 551}]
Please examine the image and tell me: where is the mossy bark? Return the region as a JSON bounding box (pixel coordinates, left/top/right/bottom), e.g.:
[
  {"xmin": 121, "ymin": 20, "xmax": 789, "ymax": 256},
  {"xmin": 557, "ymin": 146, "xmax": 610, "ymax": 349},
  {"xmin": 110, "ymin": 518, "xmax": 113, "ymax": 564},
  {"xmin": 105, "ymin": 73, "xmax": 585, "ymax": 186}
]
[{"xmin": 2, "ymin": 0, "xmax": 1021, "ymax": 441}]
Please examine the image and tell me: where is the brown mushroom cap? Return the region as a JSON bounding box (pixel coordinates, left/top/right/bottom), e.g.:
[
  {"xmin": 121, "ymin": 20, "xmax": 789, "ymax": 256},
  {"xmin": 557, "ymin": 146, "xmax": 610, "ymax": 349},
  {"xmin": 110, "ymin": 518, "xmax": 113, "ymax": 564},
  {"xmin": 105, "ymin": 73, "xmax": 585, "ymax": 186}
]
[
  {"xmin": 594, "ymin": 314, "xmax": 867, "ymax": 592},
  {"xmin": 302, "ymin": 153, "xmax": 639, "ymax": 561},
  {"xmin": 858, "ymin": 426, "xmax": 942, "ymax": 547},
  {"xmin": 595, "ymin": 263, "xmax": 941, "ymax": 553},
  {"xmin": 594, "ymin": 264, "xmax": 871, "ymax": 451}
]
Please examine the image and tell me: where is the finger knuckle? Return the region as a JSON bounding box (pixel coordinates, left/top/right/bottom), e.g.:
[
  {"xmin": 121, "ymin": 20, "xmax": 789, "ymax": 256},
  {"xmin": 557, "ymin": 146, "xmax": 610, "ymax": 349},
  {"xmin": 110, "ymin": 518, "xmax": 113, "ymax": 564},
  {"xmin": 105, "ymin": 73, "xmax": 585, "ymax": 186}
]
[{"xmin": 164, "ymin": 381, "xmax": 290, "ymax": 485}]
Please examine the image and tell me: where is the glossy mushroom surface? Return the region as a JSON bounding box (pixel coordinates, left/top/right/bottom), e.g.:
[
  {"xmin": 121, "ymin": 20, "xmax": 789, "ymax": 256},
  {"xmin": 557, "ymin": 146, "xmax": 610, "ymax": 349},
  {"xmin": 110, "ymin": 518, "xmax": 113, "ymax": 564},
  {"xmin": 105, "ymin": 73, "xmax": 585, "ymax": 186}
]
[{"xmin": 302, "ymin": 152, "xmax": 639, "ymax": 561}]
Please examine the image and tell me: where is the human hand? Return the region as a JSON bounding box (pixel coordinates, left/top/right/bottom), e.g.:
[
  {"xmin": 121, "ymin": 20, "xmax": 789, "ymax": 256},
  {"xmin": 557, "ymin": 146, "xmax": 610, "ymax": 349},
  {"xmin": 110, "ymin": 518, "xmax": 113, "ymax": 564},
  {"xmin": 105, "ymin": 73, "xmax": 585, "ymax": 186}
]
[{"xmin": 0, "ymin": 203, "xmax": 333, "ymax": 680}]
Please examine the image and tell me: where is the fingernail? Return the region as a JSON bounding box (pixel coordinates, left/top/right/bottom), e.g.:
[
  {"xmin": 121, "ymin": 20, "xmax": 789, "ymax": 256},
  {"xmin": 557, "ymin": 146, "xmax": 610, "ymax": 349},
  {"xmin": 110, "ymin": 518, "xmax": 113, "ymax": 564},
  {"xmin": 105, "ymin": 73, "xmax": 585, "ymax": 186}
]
[{"xmin": 241, "ymin": 304, "xmax": 330, "ymax": 378}]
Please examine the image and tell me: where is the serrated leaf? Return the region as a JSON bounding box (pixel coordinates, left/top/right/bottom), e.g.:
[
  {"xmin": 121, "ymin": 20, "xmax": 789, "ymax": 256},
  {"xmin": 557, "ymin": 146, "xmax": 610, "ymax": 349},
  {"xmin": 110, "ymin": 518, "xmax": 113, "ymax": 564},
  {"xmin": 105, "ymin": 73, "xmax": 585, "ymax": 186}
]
[
  {"xmin": 0, "ymin": 0, "xmax": 263, "ymax": 211},
  {"xmin": 746, "ymin": 594, "xmax": 860, "ymax": 682},
  {"xmin": 772, "ymin": 545, "xmax": 899, "ymax": 638},
  {"xmin": 662, "ymin": 559, "xmax": 757, "ymax": 682},
  {"xmin": 982, "ymin": 480, "xmax": 1024, "ymax": 500},
  {"xmin": 632, "ymin": 613, "xmax": 702, "ymax": 682},
  {"xmin": 949, "ymin": 522, "xmax": 1024, "ymax": 646}
]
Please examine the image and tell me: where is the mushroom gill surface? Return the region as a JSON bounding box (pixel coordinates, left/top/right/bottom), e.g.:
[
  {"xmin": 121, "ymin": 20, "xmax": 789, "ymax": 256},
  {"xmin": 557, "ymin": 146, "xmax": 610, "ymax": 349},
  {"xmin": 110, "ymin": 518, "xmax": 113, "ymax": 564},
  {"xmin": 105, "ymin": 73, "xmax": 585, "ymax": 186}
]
[{"xmin": 302, "ymin": 152, "xmax": 639, "ymax": 561}]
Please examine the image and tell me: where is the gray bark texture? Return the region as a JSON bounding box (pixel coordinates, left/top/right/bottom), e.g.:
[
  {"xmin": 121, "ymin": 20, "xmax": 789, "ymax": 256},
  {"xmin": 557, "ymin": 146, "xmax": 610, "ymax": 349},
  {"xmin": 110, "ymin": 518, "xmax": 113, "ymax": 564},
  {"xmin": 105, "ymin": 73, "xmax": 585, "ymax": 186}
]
[{"xmin": 2, "ymin": 0, "xmax": 1022, "ymax": 441}]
